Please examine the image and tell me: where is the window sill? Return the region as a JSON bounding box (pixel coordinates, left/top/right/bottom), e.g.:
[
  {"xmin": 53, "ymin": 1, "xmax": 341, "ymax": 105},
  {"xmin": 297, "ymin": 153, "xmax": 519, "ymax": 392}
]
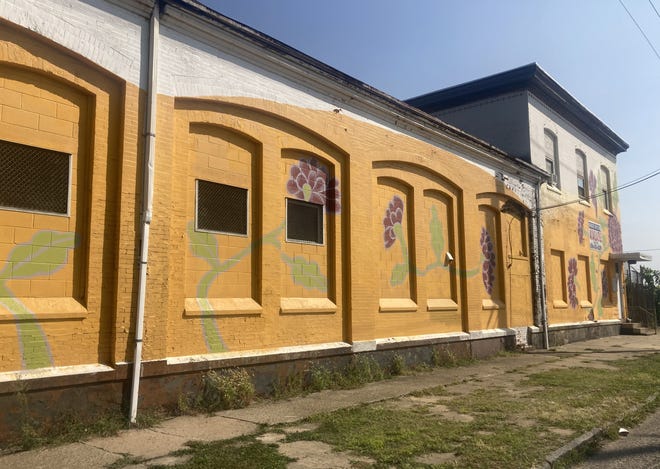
[
  {"xmin": 546, "ymin": 185, "xmax": 562, "ymax": 195},
  {"xmin": 602, "ymin": 209, "xmax": 613, "ymax": 217},
  {"xmin": 280, "ymin": 297, "xmax": 337, "ymax": 315},
  {"xmin": 427, "ymin": 298, "xmax": 458, "ymax": 312},
  {"xmin": 552, "ymin": 300, "xmax": 568, "ymax": 309},
  {"xmin": 0, "ymin": 297, "xmax": 87, "ymax": 322},
  {"xmin": 580, "ymin": 300, "xmax": 593, "ymax": 309},
  {"xmin": 482, "ymin": 299, "xmax": 504, "ymax": 310},
  {"xmin": 379, "ymin": 298, "xmax": 418, "ymax": 313},
  {"xmin": 184, "ymin": 297, "xmax": 262, "ymax": 317},
  {"xmin": 578, "ymin": 199, "xmax": 591, "ymax": 207}
]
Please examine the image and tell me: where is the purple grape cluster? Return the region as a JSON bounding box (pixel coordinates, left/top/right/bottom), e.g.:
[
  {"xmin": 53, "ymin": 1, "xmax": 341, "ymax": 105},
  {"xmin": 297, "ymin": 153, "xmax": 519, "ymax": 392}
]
[
  {"xmin": 608, "ymin": 215, "xmax": 622, "ymax": 253},
  {"xmin": 567, "ymin": 258, "xmax": 578, "ymax": 309},
  {"xmin": 383, "ymin": 195, "xmax": 404, "ymax": 248},
  {"xmin": 480, "ymin": 227, "xmax": 496, "ymax": 295},
  {"xmin": 577, "ymin": 211, "xmax": 585, "ymax": 244},
  {"xmin": 601, "ymin": 268, "xmax": 609, "ymax": 300}
]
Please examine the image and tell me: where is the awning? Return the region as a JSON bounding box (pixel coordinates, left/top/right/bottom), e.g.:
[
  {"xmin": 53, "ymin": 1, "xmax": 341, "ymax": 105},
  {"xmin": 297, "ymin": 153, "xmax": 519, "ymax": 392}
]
[{"xmin": 609, "ymin": 252, "xmax": 653, "ymax": 263}]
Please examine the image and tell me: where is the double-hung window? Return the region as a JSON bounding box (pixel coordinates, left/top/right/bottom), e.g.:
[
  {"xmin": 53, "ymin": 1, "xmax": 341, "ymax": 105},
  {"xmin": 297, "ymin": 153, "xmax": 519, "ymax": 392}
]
[
  {"xmin": 576, "ymin": 150, "xmax": 587, "ymax": 200},
  {"xmin": 544, "ymin": 130, "xmax": 560, "ymax": 188},
  {"xmin": 600, "ymin": 166, "xmax": 612, "ymax": 212}
]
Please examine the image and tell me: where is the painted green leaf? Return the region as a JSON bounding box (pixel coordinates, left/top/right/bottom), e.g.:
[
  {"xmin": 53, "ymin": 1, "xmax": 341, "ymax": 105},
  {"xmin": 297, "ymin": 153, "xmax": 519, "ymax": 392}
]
[
  {"xmin": 52, "ymin": 232, "xmax": 76, "ymax": 249},
  {"xmin": 9, "ymin": 231, "xmax": 76, "ymax": 279},
  {"xmin": 0, "ymin": 296, "xmax": 53, "ymax": 369},
  {"xmin": 284, "ymin": 254, "xmax": 327, "ymax": 292},
  {"xmin": 390, "ymin": 263, "xmax": 409, "ymax": 286},
  {"xmin": 430, "ymin": 206, "xmax": 444, "ymax": 262},
  {"xmin": 187, "ymin": 222, "xmax": 219, "ymax": 267}
]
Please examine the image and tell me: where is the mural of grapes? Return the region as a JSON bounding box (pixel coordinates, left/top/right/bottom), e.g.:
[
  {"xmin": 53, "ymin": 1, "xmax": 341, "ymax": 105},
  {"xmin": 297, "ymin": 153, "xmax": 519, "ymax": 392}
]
[
  {"xmin": 577, "ymin": 210, "xmax": 584, "ymax": 244},
  {"xmin": 567, "ymin": 257, "xmax": 578, "ymax": 309},
  {"xmin": 480, "ymin": 227, "xmax": 496, "ymax": 295},
  {"xmin": 608, "ymin": 215, "xmax": 622, "ymax": 253},
  {"xmin": 383, "ymin": 195, "xmax": 404, "ymax": 249},
  {"xmin": 601, "ymin": 268, "xmax": 609, "ymax": 301}
]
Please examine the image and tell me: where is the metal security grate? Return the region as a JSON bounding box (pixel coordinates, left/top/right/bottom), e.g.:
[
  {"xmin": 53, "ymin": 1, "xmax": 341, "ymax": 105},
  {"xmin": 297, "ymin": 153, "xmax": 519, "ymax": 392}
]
[
  {"xmin": 196, "ymin": 180, "xmax": 248, "ymax": 235},
  {"xmin": 0, "ymin": 140, "xmax": 70, "ymax": 215},
  {"xmin": 286, "ymin": 198, "xmax": 323, "ymax": 244}
]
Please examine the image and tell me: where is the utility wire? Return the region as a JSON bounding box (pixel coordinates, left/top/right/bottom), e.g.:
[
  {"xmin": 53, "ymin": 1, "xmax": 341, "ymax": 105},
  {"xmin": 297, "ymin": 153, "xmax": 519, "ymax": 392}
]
[
  {"xmin": 619, "ymin": 0, "xmax": 660, "ymax": 61},
  {"xmin": 650, "ymin": 0, "xmax": 660, "ymax": 20},
  {"xmin": 539, "ymin": 166, "xmax": 660, "ymax": 211}
]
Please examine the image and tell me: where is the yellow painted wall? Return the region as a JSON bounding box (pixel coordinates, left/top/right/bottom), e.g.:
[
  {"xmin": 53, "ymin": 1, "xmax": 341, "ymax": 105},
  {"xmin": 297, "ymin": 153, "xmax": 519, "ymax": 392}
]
[
  {"xmin": 542, "ymin": 194, "xmax": 621, "ymax": 324},
  {"xmin": 0, "ymin": 24, "xmax": 131, "ymax": 371},
  {"xmin": 1, "ymin": 23, "xmax": 539, "ymax": 373}
]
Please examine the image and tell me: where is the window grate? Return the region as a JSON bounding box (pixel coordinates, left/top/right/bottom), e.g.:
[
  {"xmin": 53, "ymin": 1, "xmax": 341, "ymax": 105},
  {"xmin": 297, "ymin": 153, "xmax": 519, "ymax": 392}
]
[
  {"xmin": 286, "ymin": 198, "xmax": 323, "ymax": 244},
  {"xmin": 196, "ymin": 180, "xmax": 248, "ymax": 235},
  {"xmin": 0, "ymin": 140, "xmax": 70, "ymax": 215}
]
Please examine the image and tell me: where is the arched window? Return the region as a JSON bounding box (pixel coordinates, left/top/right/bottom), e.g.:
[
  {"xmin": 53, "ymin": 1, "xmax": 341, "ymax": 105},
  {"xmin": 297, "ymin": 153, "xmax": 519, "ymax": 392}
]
[
  {"xmin": 544, "ymin": 129, "xmax": 560, "ymax": 188},
  {"xmin": 575, "ymin": 150, "xmax": 587, "ymax": 199},
  {"xmin": 600, "ymin": 166, "xmax": 612, "ymax": 211}
]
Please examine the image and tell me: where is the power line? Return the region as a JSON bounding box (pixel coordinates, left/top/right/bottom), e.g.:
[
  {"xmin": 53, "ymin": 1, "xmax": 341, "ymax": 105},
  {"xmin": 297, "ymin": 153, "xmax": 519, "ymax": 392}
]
[
  {"xmin": 650, "ymin": 0, "xmax": 660, "ymax": 20},
  {"xmin": 619, "ymin": 0, "xmax": 660, "ymax": 61},
  {"xmin": 539, "ymin": 166, "xmax": 660, "ymax": 211}
]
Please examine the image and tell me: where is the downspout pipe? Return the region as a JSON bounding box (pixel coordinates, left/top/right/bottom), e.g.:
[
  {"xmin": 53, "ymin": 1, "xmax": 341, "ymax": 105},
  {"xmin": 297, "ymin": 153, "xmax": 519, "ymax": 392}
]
[
  {"xmin": 534, "ymin": 179, "xmax": 550, "ymax": 349},
  {"xmin": 130, "ymin": 1, "xmax": 159, "ymax": 424}
]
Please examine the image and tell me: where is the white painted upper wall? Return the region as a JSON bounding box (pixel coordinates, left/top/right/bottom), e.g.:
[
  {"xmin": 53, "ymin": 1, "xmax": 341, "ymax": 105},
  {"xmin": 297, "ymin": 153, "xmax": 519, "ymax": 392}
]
[
  {"xmin": 0, "ymin": 0, "xmax": 148, "ymax": 88},
  {"xmin": 528, "ymin": 94, "xmax": 618, "ymax": 212}
]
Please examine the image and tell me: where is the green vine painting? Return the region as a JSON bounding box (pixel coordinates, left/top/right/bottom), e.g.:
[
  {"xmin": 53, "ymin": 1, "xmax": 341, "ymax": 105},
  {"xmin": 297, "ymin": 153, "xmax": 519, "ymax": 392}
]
[
  {"xmin": 0, "ymin": 231, "xmax": 77, "ymax": 369},
  {"xmin": 187, "ymin": 220, "xmax": 329, "ymax": 353},
  {"xmin": 382, "ymin": 197, "xmax": 481, "ymax": 288}
]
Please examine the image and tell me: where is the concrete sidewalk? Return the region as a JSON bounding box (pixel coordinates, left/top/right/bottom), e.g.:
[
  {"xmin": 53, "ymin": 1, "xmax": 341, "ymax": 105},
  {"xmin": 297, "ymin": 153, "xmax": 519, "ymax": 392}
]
[{"xmin": 1, "ymin": 334, "xmax": 659, "ymax": 468}]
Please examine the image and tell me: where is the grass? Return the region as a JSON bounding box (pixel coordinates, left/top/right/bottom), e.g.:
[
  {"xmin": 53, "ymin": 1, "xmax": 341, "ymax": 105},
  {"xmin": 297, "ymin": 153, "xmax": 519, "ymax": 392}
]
[
  {"xmin": 276, "ymin": 353, "xmax": 660, "ymax": 468},
  {"xmin": 152, "ymin": 436, "xmax": 293, "ymax": 469},
  {"xmin": 10, "ymin": 349, "xmax": 660, "ymax": 468}
]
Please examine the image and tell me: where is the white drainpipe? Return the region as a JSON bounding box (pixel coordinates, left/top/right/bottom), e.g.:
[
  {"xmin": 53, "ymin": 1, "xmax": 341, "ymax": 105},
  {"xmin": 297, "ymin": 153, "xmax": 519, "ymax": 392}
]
[{"xmin": 130, "ymin": 1, "xmax": 159, "ymax": 424}]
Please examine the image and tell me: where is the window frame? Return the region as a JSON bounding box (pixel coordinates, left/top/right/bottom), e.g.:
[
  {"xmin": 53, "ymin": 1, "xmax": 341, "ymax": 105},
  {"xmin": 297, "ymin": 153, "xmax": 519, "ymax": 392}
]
[
  {"xmin": 600, "ymin": 166, "xmax": 612, "ymax": 212},
  {"xmin": 285, "ymin": 197, "xmax": 324, "ymax": 245},
  {"xmin": 544, "ymin": 129, "xmax": 560, "ymax": 188},
  {"xmin": 194, "ymin": 179, "xmax": 250, "ymax": 237},
  {"xmin": 0, "ymin": 139, "xmax": 72, "ymax": 217},
  {"xmin": 576, "ymin": 150, "xmax": 588, "ymax": 200}
]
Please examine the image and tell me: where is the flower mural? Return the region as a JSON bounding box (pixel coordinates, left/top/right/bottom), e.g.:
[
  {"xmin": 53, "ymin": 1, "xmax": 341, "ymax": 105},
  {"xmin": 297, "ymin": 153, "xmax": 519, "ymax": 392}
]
[
  {"xmin": 567, "ymin": 258, "xmax": 578, "ymax": 309},
  {"xmin": 383, "ymin": 195, "xmax": 404, "ymax": 248},
  {"xmin": 577, "ymin": 211, "xmax": 585, "ymax": 244},
  {"xmin": 480, "ymin": 227, "xmax": 496, "ymax": 295},
  {"xmin": 601, "ymin": 268, "xmax": 609, "ymax": 301},
  {"xmin": 608, "ymin": 215, "xmax": 622, "ymax": 253},
  {"xmin": 286, "ymin": 158, "xmax": 341, "ymax": 212}
]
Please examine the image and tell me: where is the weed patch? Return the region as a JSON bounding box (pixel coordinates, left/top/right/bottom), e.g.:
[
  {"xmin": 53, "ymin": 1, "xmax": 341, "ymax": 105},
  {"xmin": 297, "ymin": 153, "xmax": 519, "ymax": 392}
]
[
  {"xmin": 199, "ymin": 368, "xmax": 255, "ymax": 412},
  {"xmin": 162, "ymin": 435, "xmax": 293, "ymax": 469}
]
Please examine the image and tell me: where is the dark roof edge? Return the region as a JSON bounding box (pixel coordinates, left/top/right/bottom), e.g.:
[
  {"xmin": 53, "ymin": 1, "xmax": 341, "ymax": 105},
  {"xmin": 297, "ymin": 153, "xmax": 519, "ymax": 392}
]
[
  {"xmin": 163, "ymin": 0, "xmax": 546, "ymax": 178},
  {"xmin": 407, "ymin": 63, "xmax": 629, "ymax": 156}
]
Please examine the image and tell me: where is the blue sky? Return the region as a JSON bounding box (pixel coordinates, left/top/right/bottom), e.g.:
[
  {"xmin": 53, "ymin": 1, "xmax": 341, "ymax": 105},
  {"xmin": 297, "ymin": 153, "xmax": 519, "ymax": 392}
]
[{"xmin": 201, "ymin": 0, "xmax": 660, "ymax": 270}]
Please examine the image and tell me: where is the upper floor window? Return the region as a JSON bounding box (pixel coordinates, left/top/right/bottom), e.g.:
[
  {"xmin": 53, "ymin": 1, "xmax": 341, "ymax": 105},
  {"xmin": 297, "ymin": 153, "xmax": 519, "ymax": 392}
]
[
  {"xmin": 0, "ymin": 139, "xmax": 71, "ymax": 216},
  {"xmin": 544, "ymin": 130, "xmax": 560, "ymax": 188},
  {"xmin": 600, "ymin": 166, "xmax": 612, "ymax": 212},
  {"xmin": 576, "ymin": 150, "xmax": 587, "ymax": 199}
]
